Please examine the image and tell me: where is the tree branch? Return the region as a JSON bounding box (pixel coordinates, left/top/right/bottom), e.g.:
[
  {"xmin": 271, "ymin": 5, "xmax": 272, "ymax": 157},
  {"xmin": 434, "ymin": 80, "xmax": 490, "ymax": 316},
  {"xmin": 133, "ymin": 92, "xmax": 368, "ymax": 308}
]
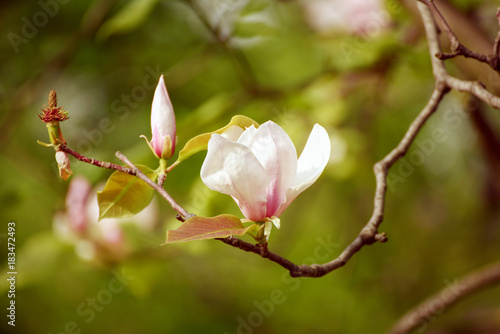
[
  {"xmin": 217, "ymin": 0, "xmax": 500, "ymax": 277},
  {"xmin": 58, "ymin": 144, "xmax": 135, "ymax": 175},
  {"xmin": 215, "ymin": 80, "xmax": 446, "ymax": 277},
  {"xmin": 115, "ymin": 151, "xmax": 194, "ymax": 221},
  {"xmin": 387, "ymin": 3, "xmax": 500, "ymax": 332},
  {"xmin": 417, "ymin": 0, "xmax": 500, "ymax": 73},
  {"xmin": 388, "ymin": 261, "xmax": 500, "ymax": 334},
  {"xmin": 55, "ymin": 142, "xmax": 193, "ymax": 221},
  {"xmin": 40, "ymin": 0, "xmax": 500, "ymax": 281}
]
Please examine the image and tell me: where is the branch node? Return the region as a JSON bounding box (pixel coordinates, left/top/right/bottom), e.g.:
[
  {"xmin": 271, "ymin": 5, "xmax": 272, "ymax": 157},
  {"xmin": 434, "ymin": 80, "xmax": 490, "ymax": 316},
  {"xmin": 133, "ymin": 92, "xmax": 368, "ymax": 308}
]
[
  {"xmin": 360, "ymin": 228, "xmax": 377, "ymax": 244},
  {"xmin": 375, "ymin": 232, "xmax": 388, "ymax": 243},
  {"xmin": 256, "ymin": 243, "xmax": 269, "ymax": 257}
]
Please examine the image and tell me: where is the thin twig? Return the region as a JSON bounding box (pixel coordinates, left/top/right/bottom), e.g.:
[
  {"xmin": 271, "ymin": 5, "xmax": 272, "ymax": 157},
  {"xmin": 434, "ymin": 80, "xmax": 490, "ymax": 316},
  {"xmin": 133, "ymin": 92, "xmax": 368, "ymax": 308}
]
[
  {"xmin": 493, "ymin": 9, "xmax": 500, "ymax": 58},
  {"xmin": 185, "ymin": 0, "xmax": 259, "ymax": 92},
  {"xmin": 115, "ymin": 151, "xmax": 193, "ymax": 220},
  {"xmin": 445, "ymin": 77, "xmax": 500, "ymax": 108},
  {"xmin": 418, "ymin": 0, "xmax": 460, "ymax": 50},
  {"xmin": 158, "ymin": 173, "xmax": 167, "ymax": 187},
  {"xmin": 387, "ymin": 3, "xmax": 500, "ymax": 332},
  {"xmin": 212, "ymin": 1, "xmax": 452, "ymax": 278},
  {"xmin": 215, "ymin": 80, "xmax": 446, "ymax": 277},
  {"xmin": 58, "ymin": 144, "xmax": 135, "ymax": 175},
  {"xmin": 58, "ymin": 142, "xmax": 193, "ymax": 221},
  {"xmin": 418, "ymin": 0, "xmax": 500, "ymax": 72},
  {"xmin": 42, "ymin": 0, "xmax": 500, "ymax": 282},
  {"xmin": 212, "ymin": 0, "xmax": 500, "ymax": 277},
  {"xmin": 389, "ymin": 261, "xmax": 500, "ymax": 334}
]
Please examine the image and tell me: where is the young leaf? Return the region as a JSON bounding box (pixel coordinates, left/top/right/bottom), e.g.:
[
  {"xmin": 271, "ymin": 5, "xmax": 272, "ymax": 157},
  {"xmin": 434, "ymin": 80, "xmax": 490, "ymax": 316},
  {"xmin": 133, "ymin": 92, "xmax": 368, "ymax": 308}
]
[
  {"xmin": 97, "ymin": 165, "xmax": 157, "ymax": 220},
  {"xmin": 174, "ymin": 115, "xmax": 259, "ymax": 164},
  {"xmin": 96, "ymin": 0, "xmax": 160, "ymax": 41},
  {"xmin": 166, "ymin": 214, "xmax": 254, "ymax": 243}
]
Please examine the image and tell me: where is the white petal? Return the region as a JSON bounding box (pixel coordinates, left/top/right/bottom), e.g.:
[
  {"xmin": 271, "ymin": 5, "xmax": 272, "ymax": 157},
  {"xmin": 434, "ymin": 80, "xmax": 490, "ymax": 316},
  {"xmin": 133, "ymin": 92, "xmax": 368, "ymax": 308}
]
[
  {"xmin": 263, "ymin": 220, "xmax": 273, "ymax": 241},
  {"xmin": 221, "ymin": 125, "xmax": 244, "ymax": 141},
  {"xmin": 200, "ymin": 134, "xmax": 270, "ymax": 221},
  {"xmin": 275, "ymin": 124, "xmax": 330, "ymax": 216},
  {"xmin": 237, "ymin": 121, "xmax": 297, "ymax": 217},
  {"xmin": 270, "ymin": 216, "xmax": 280, "ymax": 229}
]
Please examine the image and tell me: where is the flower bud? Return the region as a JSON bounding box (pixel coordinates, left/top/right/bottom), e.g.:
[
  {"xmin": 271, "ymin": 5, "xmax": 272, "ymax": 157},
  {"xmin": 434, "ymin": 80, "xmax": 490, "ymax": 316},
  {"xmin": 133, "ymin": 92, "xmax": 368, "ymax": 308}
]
[
  {"xmin": 150, "ymin": 75, "xmax": 176, "ymax": 159},
  {"xmin": 55, "ymin": 151, "xmax": 73, "ymax": 180}
]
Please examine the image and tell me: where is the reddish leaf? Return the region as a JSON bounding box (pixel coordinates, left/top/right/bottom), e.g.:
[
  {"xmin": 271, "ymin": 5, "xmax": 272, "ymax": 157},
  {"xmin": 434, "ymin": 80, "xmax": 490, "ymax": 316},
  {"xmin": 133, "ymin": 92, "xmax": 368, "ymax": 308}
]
[{"xmin": 166, "ymin": 214, "xmax": 253, "ymax": 243}]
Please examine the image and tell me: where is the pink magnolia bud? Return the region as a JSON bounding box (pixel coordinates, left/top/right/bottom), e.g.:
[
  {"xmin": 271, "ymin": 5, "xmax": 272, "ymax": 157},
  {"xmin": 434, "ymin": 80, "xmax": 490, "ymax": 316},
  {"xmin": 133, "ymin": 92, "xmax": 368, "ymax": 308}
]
[{"xmin": 150, "ymin": 75, "xmax": 176, "ymax": 159}]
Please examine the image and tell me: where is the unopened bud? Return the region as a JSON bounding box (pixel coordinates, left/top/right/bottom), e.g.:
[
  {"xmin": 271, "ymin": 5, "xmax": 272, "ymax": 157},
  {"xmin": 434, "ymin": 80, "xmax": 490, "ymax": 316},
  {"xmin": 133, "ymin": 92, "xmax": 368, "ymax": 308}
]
[
  {"xmin": 39, "ymin": 90, "xmax": 69, "ymax": 146},
  {"xmin": 48, "ymin": 89, "xmax": 58, "ymax": 108},
  {"xmin": 55, "ymin": 151, "xmax": 73, "ymax": 180}
]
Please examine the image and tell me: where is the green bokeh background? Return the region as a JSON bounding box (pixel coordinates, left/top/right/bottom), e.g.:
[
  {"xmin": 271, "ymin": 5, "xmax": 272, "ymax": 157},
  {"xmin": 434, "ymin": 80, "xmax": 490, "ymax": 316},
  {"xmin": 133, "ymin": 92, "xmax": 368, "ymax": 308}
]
[{"xmin": 1, "ymin": 0, "xmax": 500, "ymax": 333}]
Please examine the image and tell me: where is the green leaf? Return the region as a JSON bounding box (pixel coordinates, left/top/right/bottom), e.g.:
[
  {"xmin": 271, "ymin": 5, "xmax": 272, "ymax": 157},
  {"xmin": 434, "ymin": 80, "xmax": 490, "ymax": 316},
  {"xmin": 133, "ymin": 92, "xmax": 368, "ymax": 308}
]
[
  {"xmin": 166, "ymin": 214, "xmax": 254, "ymax": 243},
  {"xmin": 175, "ymin": 115, "xmax": 259, "ymax": 164},
  {"xmin": 96, "ymin": 0, "xmax": 160, "ymax": 41},
  {"xmin": 97, "ymin": 165, "xmax": 157, "ymax": 220}
]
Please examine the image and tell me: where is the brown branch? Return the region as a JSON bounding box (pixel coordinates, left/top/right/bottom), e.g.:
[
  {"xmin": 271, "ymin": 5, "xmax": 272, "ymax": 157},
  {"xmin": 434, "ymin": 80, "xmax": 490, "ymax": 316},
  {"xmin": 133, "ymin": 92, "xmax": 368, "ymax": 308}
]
[
  {"xmin": 445, "ymin": 77, "xmax": 500, "ymax": 108},
  {"xmin": 216, "ymin": 0, "xmax": 500, "ymax": 278},
  {"xmin": 215, "ymin": 81, "xmax": 446, "ymax": 277},
  {"xmin": 417, "ymin": 1, "xmax": 500, "ymax": 109},
  {"xmin": 211, "ymin": 1, "xmax": 451, "ymax": 278},
  {"xmin": 493, "ymin": 9, "xmax": 500, "ymax": 58},
  {"xmin": 58, "ymin": 144, "xmax": 135, "ymax": 175},
  {"xmin": 417, "ymin": 0, "xmax": 500, "ymax": 72},
  {"xmin": 115, "ymin": 151, "xmax": 193, "ymax": 221},
  {"xmin": 388, "ymin": 260, "xmax": 500, "ymax": 334},
  {"xmin": 387, "ymin": 3, "xmax": 500, "ymax": 332},
  {"xmin": 57, "ymin": 142, "xmax": 193, "ymax": 221},
  {"xmin": 417, "ymin": 0, "xmax": 460, "ymax": 50},
  {"xmin": 157, "ymin": 173, "xmax": 167, "ymax": 187},
  {"xmin": 185, "ymin": 0, "xmax": 259, "ymax": 92},
  {"xmin": 41, "ymin": 0, "xmax": 500, "ymax": 280}
]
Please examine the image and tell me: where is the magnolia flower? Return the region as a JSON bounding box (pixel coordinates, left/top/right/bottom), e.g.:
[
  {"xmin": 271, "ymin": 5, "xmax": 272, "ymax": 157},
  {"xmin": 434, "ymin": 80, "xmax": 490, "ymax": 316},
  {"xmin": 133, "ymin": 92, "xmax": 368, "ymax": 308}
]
[
  {"xmin": 53, "ymin": 176, "xmax": 158, "ymax": 262},
  {"xmin": 200, "ymin": 121, "xmax": 330, "ymax": 225},
  {"xmin": 145, "ymin": 75, "xmax": 176, "ymax": 159},
  {"xmin": 302, "ymin": 0, "xmax": 388, "ymax": 35}
]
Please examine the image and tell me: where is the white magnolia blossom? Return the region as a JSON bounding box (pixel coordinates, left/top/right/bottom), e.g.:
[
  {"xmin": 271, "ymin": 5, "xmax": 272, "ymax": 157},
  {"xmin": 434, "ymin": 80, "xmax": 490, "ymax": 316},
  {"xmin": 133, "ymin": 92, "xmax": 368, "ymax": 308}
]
[{"xmin": 201, "ymin": 121, "xmax": 331, "ymax": 224}]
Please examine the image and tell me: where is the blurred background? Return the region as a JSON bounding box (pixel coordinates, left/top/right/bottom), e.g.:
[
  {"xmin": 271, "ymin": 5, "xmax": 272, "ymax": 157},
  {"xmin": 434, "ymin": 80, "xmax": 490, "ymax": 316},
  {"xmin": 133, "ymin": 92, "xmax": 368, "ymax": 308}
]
[{"xmin": 1, "ymin": 0, "xmax": 500, "ymax": 333}]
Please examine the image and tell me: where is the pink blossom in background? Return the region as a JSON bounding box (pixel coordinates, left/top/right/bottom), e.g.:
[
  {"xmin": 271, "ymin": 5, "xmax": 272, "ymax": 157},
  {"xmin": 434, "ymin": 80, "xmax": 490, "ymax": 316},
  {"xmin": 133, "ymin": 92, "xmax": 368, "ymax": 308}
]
[
  {"xmin": 302, "ymin": 0, "xmax": 390, "ymax": 35},
  {"xmin": 54, "ymin": 176, "xmax": 158, "ymax": 262},
  {"xmin": 65, "ymin": 175, "xmax": 91, "ymax": 233}
]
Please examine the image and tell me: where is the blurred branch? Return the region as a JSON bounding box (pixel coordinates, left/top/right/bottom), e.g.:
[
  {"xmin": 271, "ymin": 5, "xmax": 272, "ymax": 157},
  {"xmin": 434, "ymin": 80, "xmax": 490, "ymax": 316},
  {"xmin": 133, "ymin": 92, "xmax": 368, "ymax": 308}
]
[
  {"xmin": 466, "ymin": 96, "xmax": 500, "ymax": 208},
  {"xmin": 185, "ymin": 0, "xmax": 259, "ymax": 92},
  {"xmin": 417, "ymin": 0, "xmax": 500, "ymax": 73},
  {"xmin": 389, "ymin": 261, "xmax": 500, "ymax": 334}
]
